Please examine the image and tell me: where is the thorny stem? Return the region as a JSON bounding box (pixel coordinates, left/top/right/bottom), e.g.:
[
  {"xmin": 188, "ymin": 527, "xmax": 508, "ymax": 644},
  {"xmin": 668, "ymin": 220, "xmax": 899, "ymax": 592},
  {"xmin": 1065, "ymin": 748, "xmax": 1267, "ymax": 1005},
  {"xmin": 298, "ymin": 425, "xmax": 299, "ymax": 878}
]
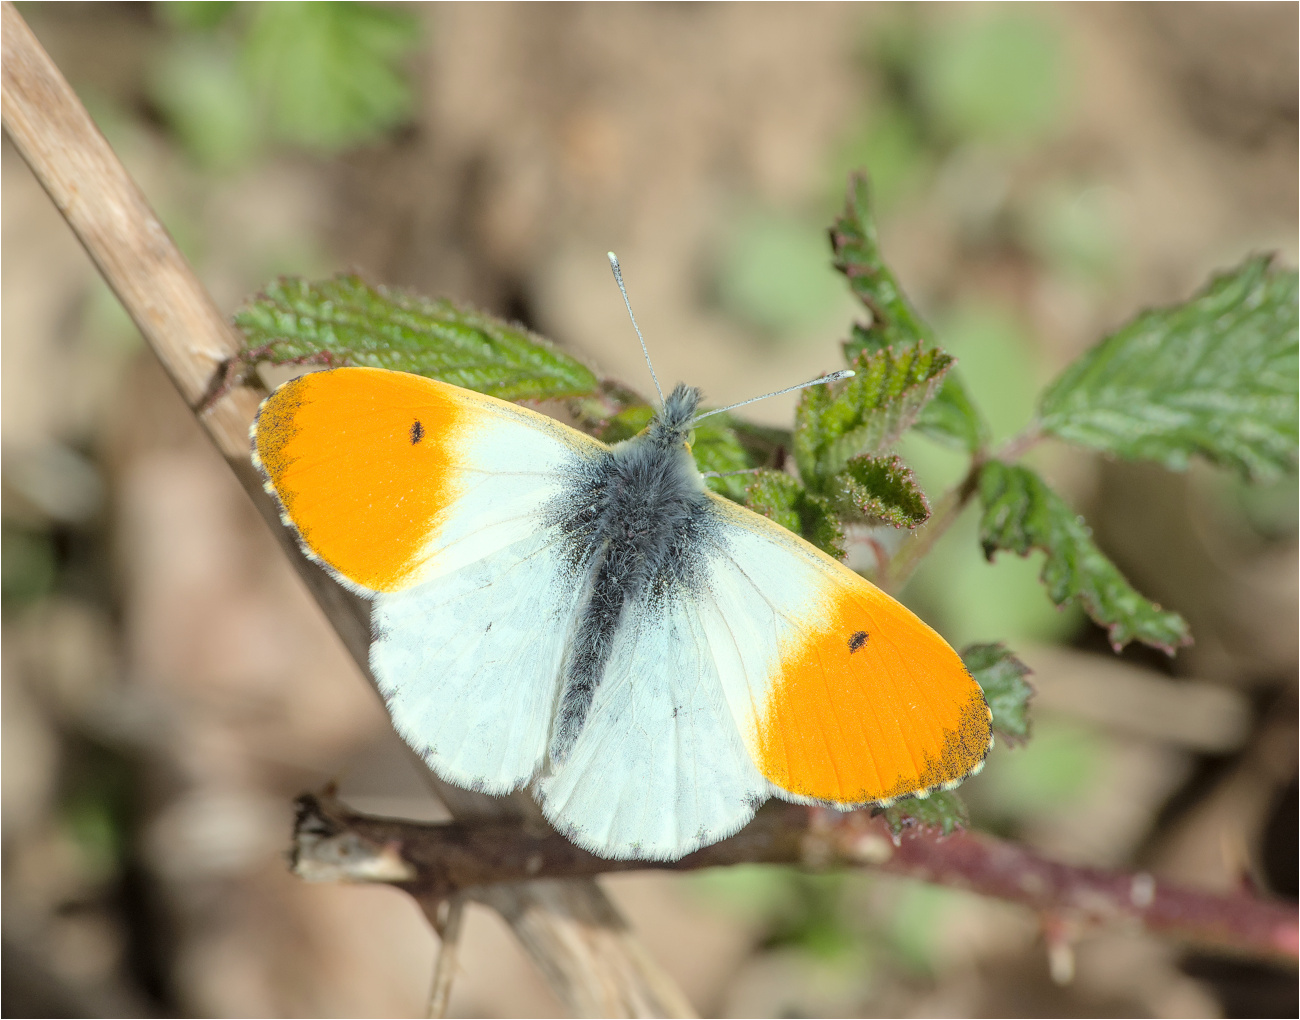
[
  {"xmin": 877, "ymin": 459, "xmax": 982, "ymax": 593},
  {"xmin": 879, "ymin": 422, "xmax": 1045, "ymax": 593},
  {"xmin": 293, "ymin": 793, "xmax": 1300, "ymax": 964},
  {"xmin": 993, "ymin": 420, "xmax": 1046, "ymax": 465}
]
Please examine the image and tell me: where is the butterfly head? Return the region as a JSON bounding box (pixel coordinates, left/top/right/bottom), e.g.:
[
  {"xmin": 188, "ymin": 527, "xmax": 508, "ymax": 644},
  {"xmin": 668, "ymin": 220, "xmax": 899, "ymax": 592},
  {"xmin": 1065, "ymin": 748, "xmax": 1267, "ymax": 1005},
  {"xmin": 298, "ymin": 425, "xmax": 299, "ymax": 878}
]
[{"xmin": 646, "ymin": 383, "xmax": 701, "ymax": 449}]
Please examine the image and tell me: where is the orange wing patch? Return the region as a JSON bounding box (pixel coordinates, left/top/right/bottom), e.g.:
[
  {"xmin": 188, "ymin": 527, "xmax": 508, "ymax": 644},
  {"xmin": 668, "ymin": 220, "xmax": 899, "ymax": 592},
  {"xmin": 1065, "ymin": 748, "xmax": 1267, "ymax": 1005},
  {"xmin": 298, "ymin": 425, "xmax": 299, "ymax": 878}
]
[
  {"xmin": 757, "ymin": 584, "xmax": 990, "ymax": 805},
  {"xmin": 254, "ymin": 368, "xmax": 466, "ymax": 592}
]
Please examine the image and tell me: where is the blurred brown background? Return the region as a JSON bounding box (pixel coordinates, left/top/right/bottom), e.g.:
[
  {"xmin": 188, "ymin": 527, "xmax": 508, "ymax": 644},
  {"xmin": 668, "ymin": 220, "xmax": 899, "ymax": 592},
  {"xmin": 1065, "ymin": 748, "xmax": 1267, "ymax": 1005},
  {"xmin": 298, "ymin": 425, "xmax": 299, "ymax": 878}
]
[{"xmin": 3, "ymin": 3, "xmax": 1296, "ymax": 1017}]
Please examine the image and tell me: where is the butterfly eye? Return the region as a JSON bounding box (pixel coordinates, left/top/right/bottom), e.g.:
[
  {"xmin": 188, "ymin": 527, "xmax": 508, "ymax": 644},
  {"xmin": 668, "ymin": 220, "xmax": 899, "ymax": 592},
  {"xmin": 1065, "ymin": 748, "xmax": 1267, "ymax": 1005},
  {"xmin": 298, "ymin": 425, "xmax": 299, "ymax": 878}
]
[{"xmin": 684, "ymin": 428, "xmax": 696, "ymax": 452}]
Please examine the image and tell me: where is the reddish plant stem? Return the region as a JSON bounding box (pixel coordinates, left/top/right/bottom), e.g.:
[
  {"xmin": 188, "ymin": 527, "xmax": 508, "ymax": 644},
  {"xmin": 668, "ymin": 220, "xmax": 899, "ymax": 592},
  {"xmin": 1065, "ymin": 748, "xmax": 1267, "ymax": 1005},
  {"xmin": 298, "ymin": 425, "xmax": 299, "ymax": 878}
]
[
  {"xmin": 878, "ymin": 458, "xmax": 983, "ymax": 593},
  {"xmin": 880, "ymin": 423, "xmax": 1045, "ymax": 593},
  {"xmin": 294, "ymin": 793, "xmax": 1299, "ymax": 963}
]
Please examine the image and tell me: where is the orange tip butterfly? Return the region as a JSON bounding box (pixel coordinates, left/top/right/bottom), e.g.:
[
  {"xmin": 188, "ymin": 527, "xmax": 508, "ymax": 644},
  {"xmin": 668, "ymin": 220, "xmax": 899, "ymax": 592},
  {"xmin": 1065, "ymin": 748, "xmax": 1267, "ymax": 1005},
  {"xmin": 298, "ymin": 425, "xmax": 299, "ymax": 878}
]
[{"xmin": 251, "ymin": 254, "xmax": 991, "ymax": 861}]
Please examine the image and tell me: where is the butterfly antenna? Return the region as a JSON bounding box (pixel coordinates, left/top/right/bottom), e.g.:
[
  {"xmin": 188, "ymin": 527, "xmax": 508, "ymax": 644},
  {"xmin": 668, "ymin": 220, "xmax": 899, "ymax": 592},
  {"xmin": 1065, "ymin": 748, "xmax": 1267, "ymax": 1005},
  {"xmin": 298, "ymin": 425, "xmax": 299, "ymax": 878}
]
[
  {"xmin": 607, "ymin": 252, "xmax": 664, "ymax": 405},
  {"xmin": 691, "ymin": 369, "xmax": 855, "ymax": 423}
]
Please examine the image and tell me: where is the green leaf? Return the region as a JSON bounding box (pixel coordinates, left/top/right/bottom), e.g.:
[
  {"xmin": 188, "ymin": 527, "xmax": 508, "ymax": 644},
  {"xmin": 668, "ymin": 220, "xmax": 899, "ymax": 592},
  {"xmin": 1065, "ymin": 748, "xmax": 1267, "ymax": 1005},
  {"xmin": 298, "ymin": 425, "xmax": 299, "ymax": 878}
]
[
  {"xmin": 844, "ymin": 327, "xmax": 987, "ymax": 453},
  {"xmin": 795, "ymin": 343, "xmax": 952, "ymax": 484},
  {"xmin": 878, "ymin": 789, "xmax": 969, "ymax": 837},
  {"xmin": 832, "ymin": 173, "xmax": 935, "ymax": 350},
  {"xmin": 916, "ymin": 375, "xmax": 989, "ymax": 452},
  {"xmin": 595, "ymin": 403, "xmax": 654, "ymax": 444},
  {"xmin": 745, "ymin": 470, "xmax": 846, "ymax": 559},
  {"xmin": 961, "ymin": 642, "xmax": 1033, "ymax": 744},
  {"xmin": 746, "ymin": 470, "xmax": 803, "ymax": 534},
  {"xmin": 1038, "ymin": 256, "xmax": 1299, "ymax": 482},
  {"xmin": 235, "ymin": 275, "xmax": 599, "ymax": 401},
  {"xmin": 978, "ymin": 461, "xmax": 1190, "ymax": 653},
  {"xmin": 825, "ymin": 454, "xmax": 930, "ymax": 528},
  {"xmin": 691, "ymin": 418, "xmax": 757, "ymax": 502},
  {"xmin": 243, "ymin": 1, "xmax": 420, "ymax": 151},
  {"xmin": 800, "ymin": 492, "xmax": 848, "ymax": 561},
  {"xmin": 834, "ymin": 174, "xmax": 988, "ymax": 452}
]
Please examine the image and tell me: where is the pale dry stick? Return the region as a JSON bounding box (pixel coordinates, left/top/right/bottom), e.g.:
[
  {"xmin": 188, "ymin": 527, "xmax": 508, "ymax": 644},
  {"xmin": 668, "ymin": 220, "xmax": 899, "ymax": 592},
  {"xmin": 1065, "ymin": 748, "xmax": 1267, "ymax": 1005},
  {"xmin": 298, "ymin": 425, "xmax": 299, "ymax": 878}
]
[
  {"xmin": 1, "ymin": 5, "xmax": 694, "ymax": 1016},
  {"xmin": 424, "ymin": 894, "xmax": 466, "ymax": 1019}
]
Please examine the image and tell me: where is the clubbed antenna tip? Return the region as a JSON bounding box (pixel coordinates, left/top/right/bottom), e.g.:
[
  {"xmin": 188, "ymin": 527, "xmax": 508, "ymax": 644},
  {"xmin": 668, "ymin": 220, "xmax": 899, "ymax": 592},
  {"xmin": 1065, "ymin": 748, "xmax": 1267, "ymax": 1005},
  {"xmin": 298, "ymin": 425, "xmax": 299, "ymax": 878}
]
[
  {"xmin": 693, "ymin": 369, "xmax": 855, "ymax": 422},
  {"xmin": 607, "ymin": 252, "xmax": 664, "ymax": 405}
]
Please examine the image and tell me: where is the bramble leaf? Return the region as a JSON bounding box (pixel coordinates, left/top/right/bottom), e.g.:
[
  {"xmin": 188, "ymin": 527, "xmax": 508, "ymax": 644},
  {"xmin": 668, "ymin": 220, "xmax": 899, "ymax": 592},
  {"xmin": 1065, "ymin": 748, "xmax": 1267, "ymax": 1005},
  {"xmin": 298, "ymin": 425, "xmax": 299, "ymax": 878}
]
[
  {"xmin": 833, "ymin": 173, "xmax": 988, "ymax": 452},
  {"xmin": 746, "ymin": 470, "xmax": 803, "ymax": 533},
  {"xmin": 745, "ymin": 470, "xmax": 846, "ymax": 559},
  {"xmin": 961, "ymin": 642, "xmax": 1034, "ymax": 744},
  {"xmin": 831, "ymin": 174, "xmax": 935, "ymax": 350},
  {"xmin": 845, "ymin": 326, "xmax": 987, "ymax": 454},
  {"xmin": 878, "ymin": 789, "xmax": 969, "ymax": 837},
  {"xmin": 691, "ymin": 419, "xmax": 758, "ymax": 502},
  {"xmin": 795, "ymin": 344, "xmax": 952, "ymax": 485},
  {"xmin": 1038, "ymin": 256, "xmax": 1299, "ymax": 482},
  {"xmin": 236, "ymin": 275, "xmax": 600, "ymax": 402},
  {"xmin": 826, "ymin": 454, "xmax": 930, "ymax": 528},
  {"xmin": 595, "ymin": 403, "xmax": 654, "ymax": 443},
  {"xmin": 917, "ymin": 375, "xmax": 989, "ymax": 453},
  {"xmin": 978, "ymin": 461, "xmax": 1190, "ymax": 653}
]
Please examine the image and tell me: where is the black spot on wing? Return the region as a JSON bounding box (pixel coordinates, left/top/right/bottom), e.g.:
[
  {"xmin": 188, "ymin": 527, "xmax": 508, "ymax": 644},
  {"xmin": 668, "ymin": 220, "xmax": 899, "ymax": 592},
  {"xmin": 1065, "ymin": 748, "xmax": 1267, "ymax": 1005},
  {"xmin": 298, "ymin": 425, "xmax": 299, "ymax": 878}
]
[
  {"xmin": 410, "ymin": 420, "xmax": 424, "ymax": 444},
  {"xmin": 848, "ymin": 630, "xmax": 869, "ymax": 653}
]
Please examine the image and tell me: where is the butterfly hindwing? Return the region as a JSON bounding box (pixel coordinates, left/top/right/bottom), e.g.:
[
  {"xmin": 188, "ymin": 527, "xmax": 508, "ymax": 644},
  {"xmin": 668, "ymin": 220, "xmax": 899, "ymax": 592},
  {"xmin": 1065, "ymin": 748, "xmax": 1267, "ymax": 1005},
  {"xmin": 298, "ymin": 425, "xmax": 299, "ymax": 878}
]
[
  {"xmin": 373, "ymin": 527, "xmax": 585, "ymax": 793},
  {"xmin": 535, "ymin": 586, "xmax": 767, "ymax": 860}
]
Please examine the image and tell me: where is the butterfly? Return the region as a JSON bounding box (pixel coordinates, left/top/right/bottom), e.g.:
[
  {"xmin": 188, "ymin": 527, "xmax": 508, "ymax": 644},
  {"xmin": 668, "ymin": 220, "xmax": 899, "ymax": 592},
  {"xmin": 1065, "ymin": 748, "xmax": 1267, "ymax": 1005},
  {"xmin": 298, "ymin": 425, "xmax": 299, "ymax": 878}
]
[{"xmin": 251, "ymin": 261, "xmax": 991, "ymax": 862}]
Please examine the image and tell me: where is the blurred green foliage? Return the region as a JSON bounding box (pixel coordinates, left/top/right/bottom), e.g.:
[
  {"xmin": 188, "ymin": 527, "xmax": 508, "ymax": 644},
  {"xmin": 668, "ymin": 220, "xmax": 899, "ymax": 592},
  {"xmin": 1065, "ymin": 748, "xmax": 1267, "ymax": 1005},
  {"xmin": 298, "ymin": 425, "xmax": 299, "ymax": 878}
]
[
  {"xmin": 920, "ymin": 10, "xmax": 1066, "ymax": 143},
  {"xmin": 59, "ymin": 740, "xmax": 138, "ymax": 886},
  {"xmin": 1, "ymin": 524, "xmax": 57, "ymax": 608},
  {"xmin": 974, "ymin": 718, "xmax": 1101, "ymax": 820},
  {"xmin": 245, "ymin": 2, "xmax": 420, "ymax": 150},
  {"xmin": 829, "ymin": 7, "xmax": 1069, "ymax": 215},
  {"xmin": 716, "ymin": 210, "xmax": 852, "ymax": 338},
  {"xmin": 151, "ymin": 1, "xmax": 421, "ymax": 169}
]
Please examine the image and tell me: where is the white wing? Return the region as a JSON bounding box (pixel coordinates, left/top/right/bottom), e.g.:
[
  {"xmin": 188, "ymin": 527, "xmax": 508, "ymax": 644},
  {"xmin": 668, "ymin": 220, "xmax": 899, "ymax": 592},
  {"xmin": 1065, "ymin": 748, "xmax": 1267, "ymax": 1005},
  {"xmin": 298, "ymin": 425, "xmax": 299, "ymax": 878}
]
[
  {"xmin": 534, "ymin": 492, "xmax": 991, "ymax": 860},
  {"xmin": 255, "ymin": 368, "xmax": 608, "ymax": 793},
  {"xmin": 535, "ymin": 586, "xmax": 767, "ymax": 861},
  {"xmin": 373, "ymin": 526, "xmax": 585, "ymax": 794}
]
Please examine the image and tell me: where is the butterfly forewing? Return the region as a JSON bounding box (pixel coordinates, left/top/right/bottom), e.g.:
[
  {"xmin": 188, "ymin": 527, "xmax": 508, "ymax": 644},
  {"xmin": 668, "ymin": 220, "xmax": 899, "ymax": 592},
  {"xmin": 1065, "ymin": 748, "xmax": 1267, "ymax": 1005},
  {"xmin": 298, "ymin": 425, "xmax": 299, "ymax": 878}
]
[
  {"xmin": 253, "ymin": 367, "xmax": 605, "ymax": 593},
  {"xmin": 704, "ymin": 495, "xmax": 992, "ymax": 806}
]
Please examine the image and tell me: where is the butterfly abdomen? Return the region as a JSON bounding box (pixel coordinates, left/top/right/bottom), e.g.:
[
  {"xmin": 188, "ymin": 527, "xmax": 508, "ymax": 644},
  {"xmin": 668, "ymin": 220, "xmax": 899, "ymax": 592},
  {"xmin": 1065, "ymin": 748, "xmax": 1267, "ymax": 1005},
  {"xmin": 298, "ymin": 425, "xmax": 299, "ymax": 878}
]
[{"xmin": 548, "ymin": 430, "xmax": 717, "ymax": 762}]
